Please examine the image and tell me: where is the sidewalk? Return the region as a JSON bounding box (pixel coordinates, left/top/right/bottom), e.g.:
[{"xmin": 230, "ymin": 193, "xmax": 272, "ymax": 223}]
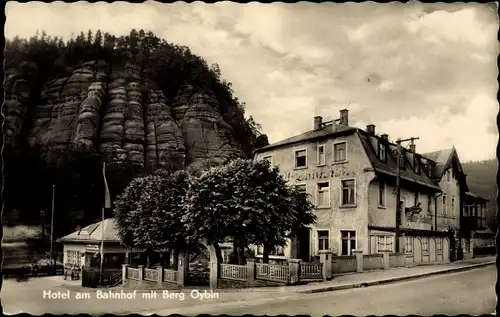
[{"xmin": 149, "ymin": 256, "xmax": 496, "ymax": 315}]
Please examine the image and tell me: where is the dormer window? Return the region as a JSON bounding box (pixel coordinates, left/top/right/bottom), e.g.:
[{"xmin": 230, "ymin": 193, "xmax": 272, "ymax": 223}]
[
  {"xmin": 378, "ymin": 141, "xmax": 387, "ymax": 162},
  {"xmin": 446, "ymin": 169, "xmax": 452, "ymax": 182},
  {"xmin": 414, "ymin": 156, "xmax": 420, "ymax": 174},
  {"xmin": 399, "ymin": 155, "xmax": 406, "ymax": 169}
]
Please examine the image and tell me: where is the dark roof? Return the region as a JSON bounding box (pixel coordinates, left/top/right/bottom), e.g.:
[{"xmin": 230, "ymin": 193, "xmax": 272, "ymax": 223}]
[
  {"xmin": 58, "ymin": 218, "xmax": 120, "ymax": 243},
  {"xmin": 422, "ymin": 148, "xmax": 454, "ymax": 178},
  {"xmin": 465, "ymin": 191, "xmax": 489, "ymax": 202},
  {"xmin": 357, "ymin": 130, "xmax": 441, "ymax": 190},
  {"xmin": 254, "ymin": 123, "xmax": 357, "ymax": 152}
]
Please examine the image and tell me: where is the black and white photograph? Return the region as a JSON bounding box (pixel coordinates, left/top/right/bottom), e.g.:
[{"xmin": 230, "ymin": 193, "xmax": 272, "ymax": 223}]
[{"xmin": 2, "ymin": 1, "xmax": 498, "ymax": 315}]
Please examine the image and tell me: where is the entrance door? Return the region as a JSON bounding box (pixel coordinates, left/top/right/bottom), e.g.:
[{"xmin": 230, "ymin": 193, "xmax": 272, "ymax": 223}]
[{"xmin": 297, "ymin": 227, "xmax": 311, "ymax": 262}]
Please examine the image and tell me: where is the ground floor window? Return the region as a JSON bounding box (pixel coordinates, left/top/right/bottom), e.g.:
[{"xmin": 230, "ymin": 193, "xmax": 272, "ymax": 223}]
[
  {"xmin": 341, "ymin": 230, "xmax": 356, "ymax": 255},
  {"xmin": 405, "ymin": 236, "xmax": 413, "ymax": 254},
  {"xmin": 436, "ymin": 237, "xmax": 443, "ymax": 253},
  {"xmin": 66, "ymin": 250, "xmax": 81, "ymax": 266},
  {"xmin": 376, "ymin": 236, "xmax": 394, "ymax": 253},
  {"xmin": 421, "ymin": 237, "xmax": 430, "ymax": 253},
  {"xmin": 317, "ymin": 230, "xmax": 329, "ymax": 251}
]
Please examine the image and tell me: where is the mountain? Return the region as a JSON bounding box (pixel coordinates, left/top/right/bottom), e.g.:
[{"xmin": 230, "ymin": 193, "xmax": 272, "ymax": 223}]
[
  {"xmin": 462, "ymin": 158, "xmax": 497, "ymax": 231},
  {"xmin": 2, "ymin": 29, "xmax": 267, "ymax": 236}
]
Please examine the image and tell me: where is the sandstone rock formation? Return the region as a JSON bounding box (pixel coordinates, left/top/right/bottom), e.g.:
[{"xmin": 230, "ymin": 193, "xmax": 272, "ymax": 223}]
[{"xmin": 4, "ymin": 60, "xmax": 247, "ymax": 171}]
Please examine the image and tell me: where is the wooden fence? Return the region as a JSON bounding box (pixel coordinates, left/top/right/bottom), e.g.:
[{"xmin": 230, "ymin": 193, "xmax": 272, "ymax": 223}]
[
  {"xmin": 126, "ymin": 267, "xmax": 140, "ymax": 280},
  {"xmin": 255, "ymin": 263, "xmax": 290, "ymax": 283},
  {"xmin": 163, "ymin": 268, "xmax": 178, "ymax": 283},
  {"xmin": 144, "ymin": 268, "xmax": 159, "ymax": 282},
  {"xmin": 220, "ymin": 264, "xmax": 248, "ymax": 281},
  {"xmin": 300, "ymin": 263, "xmax": 323, "ymax": 280}
]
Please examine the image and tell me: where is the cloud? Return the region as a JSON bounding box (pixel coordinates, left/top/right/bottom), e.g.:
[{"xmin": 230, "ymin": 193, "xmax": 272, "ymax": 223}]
[{"xmin": 5, "ymin": 2, "xmax": 499, "ymax": 161}]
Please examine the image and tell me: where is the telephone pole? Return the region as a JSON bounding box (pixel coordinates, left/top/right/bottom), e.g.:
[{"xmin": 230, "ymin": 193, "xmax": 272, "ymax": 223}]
[{"xmin": 395, "ymin": 136, "xmax": 419, "ymax": 253}]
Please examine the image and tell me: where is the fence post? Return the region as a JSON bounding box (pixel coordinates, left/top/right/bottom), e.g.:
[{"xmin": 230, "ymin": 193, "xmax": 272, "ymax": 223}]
[
  {"xmin": 176, "ymin": 251, "xmax": 187, "ymax": 287},
  {"xmin": 246, "ymin": 259, "xmax": 255, "ymax": 282},
  {"xmin": 288, "ymin": 259, "xmax": 302, "ymax": 285},
  {"xmin": 381, "ymin": 250, "xmax": 390, "ymax": 270},
  {"xmin": 319, "ymin": 250, "xmax": 333, "ymax": 280},
  {"xmin": 138, "ymin": 265, "xmax": 144, "ymax": 281},
  {"xmin": 122, "ymin": 264, "xmax": 129, "ymax": 285},
  {"xmin": 353, "ymin": 250, "xmax": 363, "ymax": 273},
  {"xmin": 158, "ymin": 265, "xmax": 163, "ymax": 283}
]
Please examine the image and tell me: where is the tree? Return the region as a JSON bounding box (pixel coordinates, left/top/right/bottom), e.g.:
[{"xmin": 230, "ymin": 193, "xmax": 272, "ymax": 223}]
[
  {"xmin": 113, "ymin": 170, "xmax": 190, "ymax": 266},
  {"xmin": 182, "ymin": 159, "xmax": 316, "ymax": 265}
]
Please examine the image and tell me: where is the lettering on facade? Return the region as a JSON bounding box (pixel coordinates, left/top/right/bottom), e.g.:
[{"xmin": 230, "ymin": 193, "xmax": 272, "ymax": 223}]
[
  {"xmin": 282, "ymin": 166, "xmax": 353, "ymax": 182},
  {"xmin": 404, "ymin": 213, "xmax": 432, "ymax": 227}
]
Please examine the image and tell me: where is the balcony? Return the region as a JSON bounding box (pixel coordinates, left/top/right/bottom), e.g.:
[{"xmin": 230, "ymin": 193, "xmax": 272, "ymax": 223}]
[{"xmin": 461, "ymin": 215, "xmax": 479, "ymax": 231}]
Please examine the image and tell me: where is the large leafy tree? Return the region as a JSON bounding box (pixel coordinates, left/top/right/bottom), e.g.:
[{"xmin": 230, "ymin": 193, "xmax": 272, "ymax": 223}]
[
  {"xmin": 182, "ymin": 159, "xmax": 316, "ymax": 265},
  {"xmin": 113, "ymin": 169, "xmax": 190, "ymax": 265}
]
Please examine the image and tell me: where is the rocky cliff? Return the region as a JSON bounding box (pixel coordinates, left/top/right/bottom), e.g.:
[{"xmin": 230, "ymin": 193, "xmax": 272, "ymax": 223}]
[
  {"xmin": 3, "ymin": 30, "xmax": 263, "ymax": 232},
  {"xmin": 4, "ymin": 60, "xmax": 247, "ymax": 171}
]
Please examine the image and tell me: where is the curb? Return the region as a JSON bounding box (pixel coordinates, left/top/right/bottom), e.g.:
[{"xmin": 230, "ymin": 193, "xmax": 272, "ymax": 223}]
[{"xmin": 299, "ymin": 261, "xmax": 495, "ymax": 294}]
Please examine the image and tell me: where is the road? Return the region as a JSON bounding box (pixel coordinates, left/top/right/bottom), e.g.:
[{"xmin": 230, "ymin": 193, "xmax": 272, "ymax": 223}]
[
  {"xmin": 164, "ymin": 265, "xmax": 496, "ymax": 316},
  {"xmin": 2, "ymin": 266, "xmax": 495, "ymax": 315}
]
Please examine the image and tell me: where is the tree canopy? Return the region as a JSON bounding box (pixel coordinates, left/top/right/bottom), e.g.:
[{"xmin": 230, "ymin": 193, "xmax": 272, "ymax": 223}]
[
  {"xmin": 113, "ymin": 169, "xmax": 190, "ymax": 252},
  {"xmin": 182, "ymin": 159, "xmax": 316, "ymax": 264}
]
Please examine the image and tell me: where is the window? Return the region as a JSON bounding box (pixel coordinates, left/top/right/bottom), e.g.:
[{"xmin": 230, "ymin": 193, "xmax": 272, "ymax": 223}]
[
  {"xmin": 399, "ymin": 155, "xmax": 406, "ymax": 169},
  {"xmin": 414, "ymin": 156, "xmax": 420, "ymax": 174},
  {"xmin": 376, "ymin": 236, "xmax": 394, "ymax": 252},
  {"xmin": 317, "ymin": 143, "xmax": 326, "ymax": 166},
  {"xmin": 295, "ymin": 149, "xmax": 307, "ymax": 168},
  {"xmin": 405, "ymin": 236, "xmax": 413, "ymax": 254},
  {"xmin": 334, "ymin": 142, "xmax": 347, "ymax": 162},
  {"xmin": 421, "ymin": 237, "xmax": 429, "ymax": 253},
  {"xmin": 442, "ymin": 195, "xmax": 447, "ymax": 216},
  {"xmin": 414, "ymin": 191, "xmax": 420, "ymax": 206},
  {"xmin": 317, "ymin": 182, "xmax": 330, "ymax": 207},
  {"xmin": 446, "ymin": 170, "xmax": 451, "ymax": 182},
  {"xmin": 378, "ymin": 180, "xmax": 386, "ymax": 207},
  {"xmin": 263, "ymin": 156, "xmax": 273, "ymax": 165},
  {"xmin": 436, "ymin": 238, "xmax": 443, "ymax": 252},
  {"xmin": 378, "ymin": 142, "xmax": 387, "ymax": 162},
  {"xmin": 341, "ymin": 179, "xmax": 356, "ymax": 205},
  {"xmin": 295, "ymin": 184, "xmax": 307, "ymax": 194},
  {"xmin": 256, "ymin": 245, "xmax": 285, "ymax": 256},
  {"xmin": 67, "ymin": 251, "xmax": 81, "ymax": 266},
  {"xmin": 318, "ymin": 230, "xmax": 329, "ymax": 251},
  {"xmin": 341, "ymin": 230, "xmax": 356, "ymax": 256},
  {"xmin": 451, "ymin": 197, "xmax": 455, "ymax": 211}
]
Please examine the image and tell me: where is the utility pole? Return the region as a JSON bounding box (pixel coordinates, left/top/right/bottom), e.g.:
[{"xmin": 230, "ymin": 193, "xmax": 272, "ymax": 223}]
[{"xmin": 395, "ymin": 136, "xmax": 419, "ymax": 253}]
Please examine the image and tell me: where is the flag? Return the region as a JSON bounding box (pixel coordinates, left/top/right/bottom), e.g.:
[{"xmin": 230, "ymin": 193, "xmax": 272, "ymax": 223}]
[{"xmin": 103, "ymin": 162, "xmax": 111, "ymax": 209}]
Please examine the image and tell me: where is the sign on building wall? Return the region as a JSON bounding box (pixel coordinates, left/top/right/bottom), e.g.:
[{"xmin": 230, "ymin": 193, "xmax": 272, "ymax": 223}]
[
  {"xmin": 283, "ymin": 166, "xmax": 354, "ymax": 182},
  {"xmin": 86, "ymin": 244, "xmax": 100, "ymax": 253},
  {"xmin": 404, "ymin": 213, "xmax": 432, "ymax": 228}
]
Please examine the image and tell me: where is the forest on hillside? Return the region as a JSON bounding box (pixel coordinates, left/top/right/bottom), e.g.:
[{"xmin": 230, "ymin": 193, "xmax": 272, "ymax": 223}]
[
  {"xmin": 462, "ymin": 158, "xmax": 497, "ymax": 231},
  {"xmin": 2, "ymin": 29, "xmax": 268, "ymax": 236}
]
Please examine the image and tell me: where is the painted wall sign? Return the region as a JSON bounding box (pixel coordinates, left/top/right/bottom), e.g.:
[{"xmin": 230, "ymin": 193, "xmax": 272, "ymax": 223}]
[
  {"xmin": 404, "ymin": 213, "xmax": 432, "ymax": 227},
  {"xmin": 283, "ymin": 166, "xmax": 353, "ymax": 182},
  {"xmin": 86, "ymin": 244, "xmax": 100, "ymax": 253}
]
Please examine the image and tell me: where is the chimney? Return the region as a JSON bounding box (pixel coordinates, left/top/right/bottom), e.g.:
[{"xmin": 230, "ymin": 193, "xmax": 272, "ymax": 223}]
[
  {"xmin": 381, "ymin": 134, "xmax": 389, "ymax": 141},
  {"xmin": 366, "ymin": 124, "xmax": 375, "ymax": 135},
  {"xmin": 314, "ymin": 116, "xmax": 323, "ymax": 130},
  {"xmin": 339, "ymin": 109, "xmax": 349, "ymax": 126},
  {"xmin": 410, "ymin": 144, "xmax": 416, "ymax": 153}
]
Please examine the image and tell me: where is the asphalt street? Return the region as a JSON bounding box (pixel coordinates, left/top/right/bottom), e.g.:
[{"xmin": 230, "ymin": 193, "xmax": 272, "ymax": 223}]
[{"xmin": 171, "ymin": 265, "xmax": 496, "ymax": 316}]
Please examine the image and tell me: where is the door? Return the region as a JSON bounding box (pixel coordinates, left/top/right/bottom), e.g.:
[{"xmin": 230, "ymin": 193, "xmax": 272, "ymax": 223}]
[
  {"xmin": 413, "ymin": 237, "xmax": 422, "ymax": 264},
  {"xmin": 297, "ymin": 227, "xmax": 311, "ymax": 262}
]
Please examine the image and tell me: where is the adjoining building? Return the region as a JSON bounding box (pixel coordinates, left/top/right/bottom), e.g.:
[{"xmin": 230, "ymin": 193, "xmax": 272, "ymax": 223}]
[{"xmin": 253, "ymin": 110, "xmax": 488, "ymax": 262}]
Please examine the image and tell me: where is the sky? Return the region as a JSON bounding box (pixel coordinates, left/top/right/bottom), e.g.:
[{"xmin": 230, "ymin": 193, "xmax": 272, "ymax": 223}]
[{"xmin": 5, "ymin": 1, "xmax": 499, "ymax": 162}]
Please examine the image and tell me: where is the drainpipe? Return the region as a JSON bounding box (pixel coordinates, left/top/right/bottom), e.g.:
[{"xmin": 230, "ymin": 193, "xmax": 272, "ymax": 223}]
[{"xmin": 434, "ymin": 192, "xmax": 444, "ymax": 231}]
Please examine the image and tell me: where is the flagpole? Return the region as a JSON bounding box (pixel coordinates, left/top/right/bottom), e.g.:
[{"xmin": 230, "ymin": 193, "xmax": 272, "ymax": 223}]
[
  {"xmin": 50, "ymin": 184, "xmax": 55, "ymax": 268},
  {"xmin": 100, "ymin": 161, "xmax": 106, "ymax": 285}
]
